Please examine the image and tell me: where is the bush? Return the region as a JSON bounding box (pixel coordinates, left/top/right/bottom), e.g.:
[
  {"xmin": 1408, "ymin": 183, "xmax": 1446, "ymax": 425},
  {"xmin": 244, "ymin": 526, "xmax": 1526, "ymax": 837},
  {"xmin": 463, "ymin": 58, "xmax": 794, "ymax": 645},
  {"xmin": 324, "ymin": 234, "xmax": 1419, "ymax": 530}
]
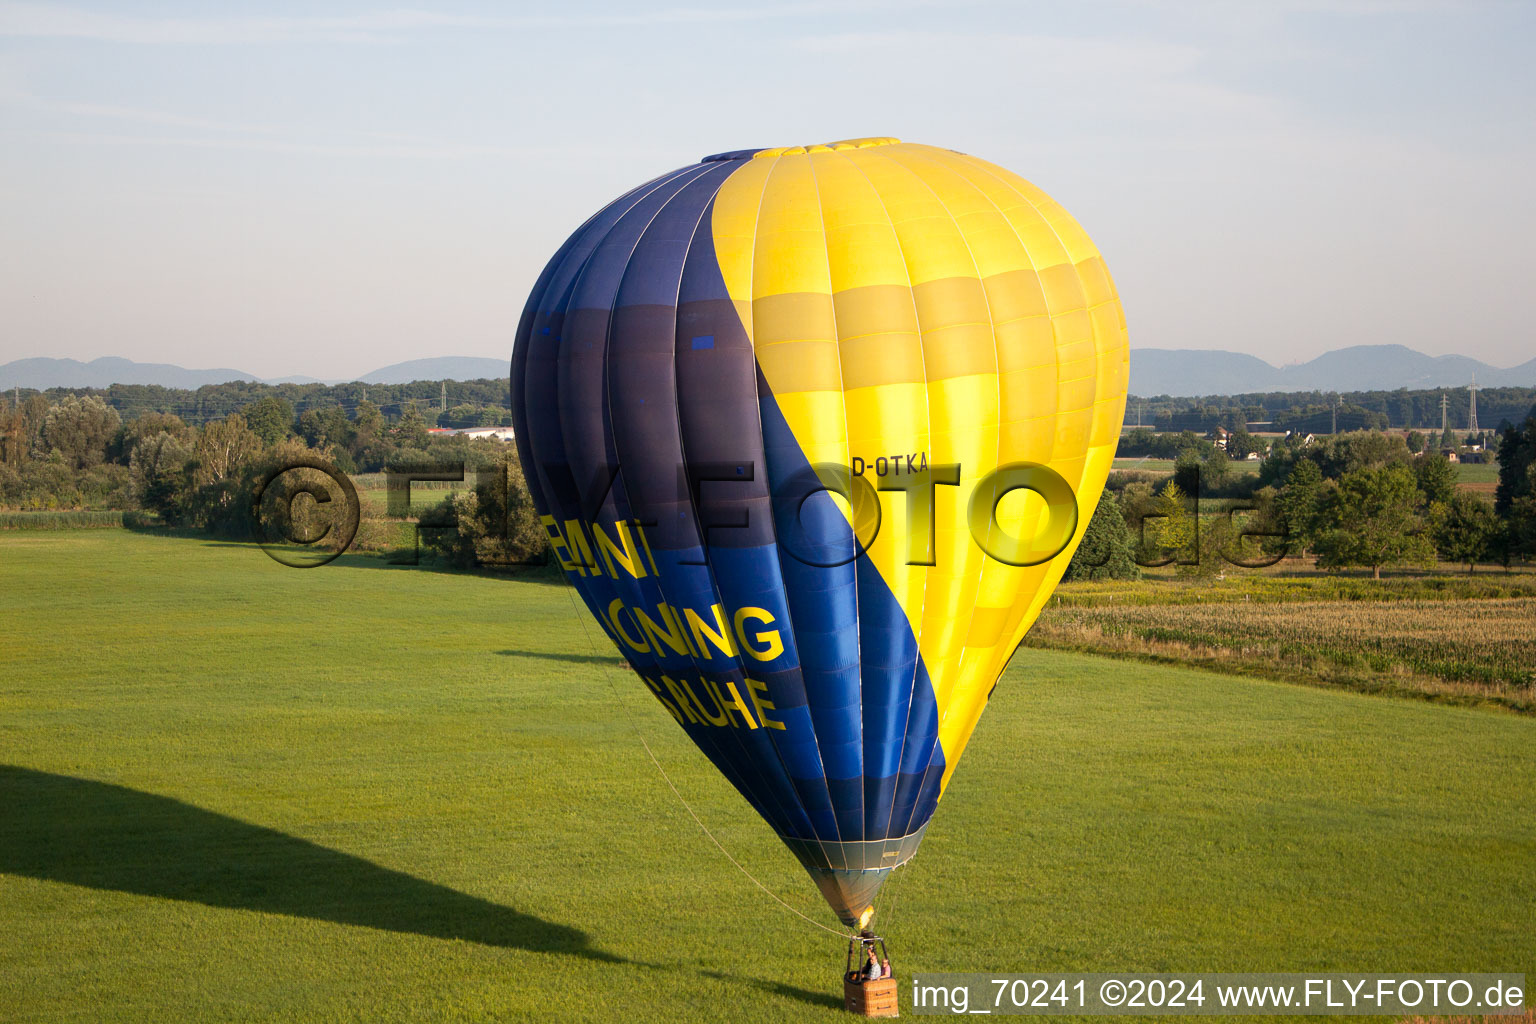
[{"xmin": 418, "ymin": 456, "xmax": 548, "ymax": 569}]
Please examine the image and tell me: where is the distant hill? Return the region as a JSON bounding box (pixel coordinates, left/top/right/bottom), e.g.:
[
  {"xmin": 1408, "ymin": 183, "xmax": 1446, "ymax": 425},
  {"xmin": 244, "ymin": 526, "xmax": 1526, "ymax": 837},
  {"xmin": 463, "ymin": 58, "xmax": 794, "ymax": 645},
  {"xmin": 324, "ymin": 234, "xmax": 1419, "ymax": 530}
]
[
  {"xmin": 0, "ymin": 356, "xmax": 261, "ymax": 391},
  {"xmin": 358, "ymin": 357, "xmax": 507, "ymax": 385},
  {"xmin": 5, "ymin": 347, "xmax": 1531, "ymax": 398},
  {"xmin": 1129, "ymin": 350, "xmax": 1278, "ymax": 397},
  {"xmin": 0, "ymin": 354, "xmax": 506, "ymax": 391},
  {"xmin": 1131, "ymin": 344, "xmax": 1536, "ymax": 397}
]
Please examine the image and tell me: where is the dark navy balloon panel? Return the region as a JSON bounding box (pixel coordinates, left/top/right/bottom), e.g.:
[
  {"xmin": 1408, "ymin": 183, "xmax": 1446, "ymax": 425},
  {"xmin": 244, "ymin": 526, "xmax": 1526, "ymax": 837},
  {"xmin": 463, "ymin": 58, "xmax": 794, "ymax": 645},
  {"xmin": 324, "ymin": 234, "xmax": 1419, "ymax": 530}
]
[{"xmin": 512, "ymin": 139, "xmax": 1131, "ymax": 926}]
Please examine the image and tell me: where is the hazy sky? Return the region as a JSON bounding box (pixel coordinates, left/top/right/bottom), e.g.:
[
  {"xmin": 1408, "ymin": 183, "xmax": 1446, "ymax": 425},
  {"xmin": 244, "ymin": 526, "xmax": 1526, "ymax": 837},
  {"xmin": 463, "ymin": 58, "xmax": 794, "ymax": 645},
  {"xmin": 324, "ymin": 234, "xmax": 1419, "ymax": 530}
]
[{"xmin": 1, "ymin": 0, "xmax": 1532, "ymax": 380}]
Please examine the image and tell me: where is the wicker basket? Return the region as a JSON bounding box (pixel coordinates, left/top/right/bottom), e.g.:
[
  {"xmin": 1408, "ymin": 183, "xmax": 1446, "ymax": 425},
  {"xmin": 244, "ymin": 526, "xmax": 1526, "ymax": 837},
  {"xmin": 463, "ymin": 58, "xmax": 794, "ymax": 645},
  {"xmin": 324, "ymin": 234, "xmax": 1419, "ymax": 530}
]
[{"xmin": 844, "ymin": 976, "xmax": 899, "ymax": 1017}]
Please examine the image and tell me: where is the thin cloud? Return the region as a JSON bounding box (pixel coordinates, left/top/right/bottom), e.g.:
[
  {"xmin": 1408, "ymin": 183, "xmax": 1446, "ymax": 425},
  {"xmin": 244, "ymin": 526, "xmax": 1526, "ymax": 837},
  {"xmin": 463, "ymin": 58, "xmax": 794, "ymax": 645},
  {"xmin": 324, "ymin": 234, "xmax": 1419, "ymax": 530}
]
[
  {"xmin": 7, "ymin": 126, "xmax": 532, "ymax": 160},
  {"xmin": 0, "ymin": 1, "xmax": 951, "ymax": 45}
]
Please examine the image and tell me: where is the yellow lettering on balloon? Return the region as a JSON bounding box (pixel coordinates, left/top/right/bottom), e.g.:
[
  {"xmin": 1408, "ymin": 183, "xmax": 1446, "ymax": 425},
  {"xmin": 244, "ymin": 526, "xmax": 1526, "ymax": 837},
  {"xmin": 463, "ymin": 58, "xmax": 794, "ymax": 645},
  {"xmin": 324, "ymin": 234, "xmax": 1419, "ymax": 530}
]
[
  {"xmin": 685, "ymin": 604, "xmax": 738, "ymax": 661},
  {"xmin": 706, "ymin": 678, "xmax": 759, "ymax": 730},
  {"xmin": 591, "ymin": 519, "xmax": 647, "ymax": 579},
  {"xmin": 606, "ymin": 599, "xmax": 651, "ymax": 653},
  {"xmin": 745, "ymin": 677, "xmax": 786, "ymax": 730},
  {"xmin": 733, "ymin": 606, "xmax": 784, "ymax": 662},
  {"xmin": 635, "ymin": 603, "xmax": 693, "ymax": 657},
  {"xmin": 561, "ymin": 518, "xmax": 598, "ymax": 575},
  {"xmin": 540, "ymin": 515, "xmax": 579, "ymax": 573},
  {"xmin": 660, "ymin": 674, "xmax": 703, "ymax": 725}
]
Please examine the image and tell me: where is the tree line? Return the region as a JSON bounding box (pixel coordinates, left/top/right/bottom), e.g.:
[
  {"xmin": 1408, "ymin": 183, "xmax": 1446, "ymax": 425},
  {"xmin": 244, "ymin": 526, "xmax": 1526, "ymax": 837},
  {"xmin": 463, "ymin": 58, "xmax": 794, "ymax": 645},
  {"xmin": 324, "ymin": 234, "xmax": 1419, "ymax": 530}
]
[
  {"xmin": 0, "ymin": 391, "xmax": 513, "ymax": 528},
  {"xmin": 6, "ymin": 383, "xmax": 1536, "ymax": 581},
  {"xmin": 2, "ymin": 377, "xmax": 513, "ymax": 429},
  {"xmin": 1129, "ymin": 385, "xmax": 1535, "ymax": 435},
  {"xmin": 1071, "ymin": 413, "xmax": 1536, "ymax": 580}
]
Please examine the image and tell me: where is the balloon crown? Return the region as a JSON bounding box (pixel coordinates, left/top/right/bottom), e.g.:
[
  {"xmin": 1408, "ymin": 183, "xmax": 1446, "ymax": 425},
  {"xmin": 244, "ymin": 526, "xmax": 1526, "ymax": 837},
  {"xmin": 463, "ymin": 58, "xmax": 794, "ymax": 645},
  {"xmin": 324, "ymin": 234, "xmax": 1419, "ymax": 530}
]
[{"xmin": 702, "ymin": 137, "xmax": 901, "ymax": 162}]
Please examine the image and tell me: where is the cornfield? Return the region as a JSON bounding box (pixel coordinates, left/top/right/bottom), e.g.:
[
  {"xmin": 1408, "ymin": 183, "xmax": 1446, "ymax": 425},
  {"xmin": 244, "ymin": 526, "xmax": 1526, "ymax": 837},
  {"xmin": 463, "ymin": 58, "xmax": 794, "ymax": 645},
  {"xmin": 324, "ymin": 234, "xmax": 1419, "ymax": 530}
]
[
  {"xmin": 0, "ymin": 510, "xmax": 124, "ymax": 530},
  {"xmin": 1027, "ymin": 577, "xmax": 1536, "ymax": 713}
]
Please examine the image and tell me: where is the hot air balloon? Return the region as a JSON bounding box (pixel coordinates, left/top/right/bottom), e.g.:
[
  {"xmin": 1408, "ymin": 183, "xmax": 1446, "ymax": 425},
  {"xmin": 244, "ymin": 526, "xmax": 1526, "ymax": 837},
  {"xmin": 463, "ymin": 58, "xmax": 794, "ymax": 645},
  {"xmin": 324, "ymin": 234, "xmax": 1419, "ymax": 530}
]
[{"xmin": 510, "ymin": 137, "xmax": 1128, "ymax": 929}]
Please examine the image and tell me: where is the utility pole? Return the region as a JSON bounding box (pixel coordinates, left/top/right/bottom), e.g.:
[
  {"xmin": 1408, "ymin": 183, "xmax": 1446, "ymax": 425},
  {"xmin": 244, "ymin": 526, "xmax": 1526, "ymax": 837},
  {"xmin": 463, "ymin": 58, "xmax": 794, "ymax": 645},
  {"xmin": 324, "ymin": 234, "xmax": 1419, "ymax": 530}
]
[
  {"xmin": 1331, "ymin": 397, "xmax": 1337, "ymax": 435},
  {"xmin": 1467, "ymin": 375, "xmax": 1479, "ymax": 434},
  {"xmin": 441, "ymin": 382, "xmax": 447, "ymax": 414},
  {"xmin": 1440, "ymin": 393, "xmax": 1449, "ymax": 435}
]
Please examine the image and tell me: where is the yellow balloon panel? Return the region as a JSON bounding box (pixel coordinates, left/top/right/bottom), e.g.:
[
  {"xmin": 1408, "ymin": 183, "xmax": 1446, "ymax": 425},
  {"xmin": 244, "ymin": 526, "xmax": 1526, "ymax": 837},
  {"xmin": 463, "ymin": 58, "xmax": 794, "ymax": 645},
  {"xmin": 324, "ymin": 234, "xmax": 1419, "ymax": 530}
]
[{"xmin": 710, "ymin": 138, "xmax": 1128, "ymax": 797}]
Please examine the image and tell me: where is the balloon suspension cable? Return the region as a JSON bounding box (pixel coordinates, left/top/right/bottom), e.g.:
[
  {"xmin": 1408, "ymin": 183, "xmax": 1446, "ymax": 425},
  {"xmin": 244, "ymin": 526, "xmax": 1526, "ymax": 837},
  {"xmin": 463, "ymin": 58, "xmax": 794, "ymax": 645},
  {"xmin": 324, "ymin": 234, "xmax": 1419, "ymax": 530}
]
[
  {"xmin": 561, "ymin": 587, "xmax": 853, "ymax": 940},
  {"xmin": 880, "ymin": 857, "xmax": 903, "ymax": 932}
]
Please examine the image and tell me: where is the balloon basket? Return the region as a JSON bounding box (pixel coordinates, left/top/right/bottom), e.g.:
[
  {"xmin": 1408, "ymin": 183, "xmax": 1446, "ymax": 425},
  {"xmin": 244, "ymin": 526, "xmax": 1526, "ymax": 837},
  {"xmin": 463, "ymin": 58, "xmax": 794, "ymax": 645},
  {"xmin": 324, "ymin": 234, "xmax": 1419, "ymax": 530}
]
[
  {"xmin": 843, "ymin": 976, "xmax": 899, "ymax": 1017},
  {"xmin": 843, "ymin": 932, "xmax": 898, "ymax": 1017}
]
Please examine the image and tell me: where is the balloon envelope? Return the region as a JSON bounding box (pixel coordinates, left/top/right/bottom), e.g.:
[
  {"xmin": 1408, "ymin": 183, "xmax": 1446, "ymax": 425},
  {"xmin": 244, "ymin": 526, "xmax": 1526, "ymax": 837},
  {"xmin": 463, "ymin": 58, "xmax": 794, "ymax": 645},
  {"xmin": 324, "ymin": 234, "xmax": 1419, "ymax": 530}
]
[{"xmin": 511, "ymin": 138, "xmax": 1128, "ymax": 925}]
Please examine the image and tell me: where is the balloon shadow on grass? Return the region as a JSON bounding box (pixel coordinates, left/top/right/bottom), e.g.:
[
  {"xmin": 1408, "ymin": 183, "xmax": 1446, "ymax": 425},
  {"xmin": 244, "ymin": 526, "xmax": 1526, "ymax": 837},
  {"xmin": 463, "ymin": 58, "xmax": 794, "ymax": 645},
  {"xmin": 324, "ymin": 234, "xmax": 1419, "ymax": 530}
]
[
  {"xmin": 701, "ymin": 969, "xmax": 844, "ymax": 1011},
  {"xmin": 0, "ymin": 765, "xmax": 621, "ymax": 961},
  {"xmin": 494, "ymin": 649, "xmax": 621, "ymax": 666}
]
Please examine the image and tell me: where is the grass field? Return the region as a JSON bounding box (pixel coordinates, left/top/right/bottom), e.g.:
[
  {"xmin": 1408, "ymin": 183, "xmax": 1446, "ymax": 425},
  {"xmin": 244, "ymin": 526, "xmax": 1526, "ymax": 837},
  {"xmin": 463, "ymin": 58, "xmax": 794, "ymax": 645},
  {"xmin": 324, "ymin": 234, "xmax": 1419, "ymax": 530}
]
[
  {"xmin": 2, "ymin": 532, "xmax": 1534, "ymax": 1022},
  {"xmin": 1111, "ymin": 457, "xmax": 1260, "ymax": 475},
  {"xmin": 1455, "ymin": 460, "xmax": 1501, "ymax": 496}
]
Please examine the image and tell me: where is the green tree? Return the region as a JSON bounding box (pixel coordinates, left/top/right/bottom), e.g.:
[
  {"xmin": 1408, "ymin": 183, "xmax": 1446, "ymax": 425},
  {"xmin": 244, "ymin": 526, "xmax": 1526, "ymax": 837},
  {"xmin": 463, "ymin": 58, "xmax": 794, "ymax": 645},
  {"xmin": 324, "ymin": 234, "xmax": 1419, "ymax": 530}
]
[
  {"xmin": 1413, "ymin": 452, "xmax": 1458, "ymax": 507},
  {"xmin": 0, "ymin": 406, "xmax": 27, "ymax": 466},
  {"xmin": 1427, "ymin": 491, "xmax": 1497, "ymax": 573},
  {"xmin": 1317, "ymin": 430, "xmax": 1411, "ymax": 478},
  {"xmin": 348, "ymin": 400, "xmax": 392, "ymax": 471},
  {"xmin": 128, "ymin": 432, "xmax": 193, "ymax": 522},
  {"xmin": 390, "ymin": 405, "xmax": 430, "ymax": 450},
  {"xmin": 1185, "ymin": 511, "xmax": 1235, "ymax": 577},
  {"xmin": 1143, "ymin": 480, "xmax": 1194, "ymax": 565},
  {"xmin": 1174, "ymin": 447, "xmax": 1229, "ymax": 496},
  {"xmin": 1275, "ymin": 458, "xmax": 1329, "ymax": 555},
  {"xmin": 1405, "ymin": 429, "xmax": 1426, "ymax": 454},
  {"xmin": 1225, "ymin": 427, "xmax": 1265, "ymax": 460},
  {"xmin": 41, "ymin": 395, "xmax": 121, "ymax": 469},
  {"xmin": 193, "ymin": 413, "xmax": 262, "ymax": 488},
  {"xmin": 1064, "ymin": 492, "xmax": 1141, "ymax": 581},
  {"xmin": 15, "ymin": 394, "xmax": 51, "ymax": 460},
  {"xmin": 1238, "ymin": 485, "xmax": 1294, "ymax": 562},
  {"xmin": 1494, "ymin": 413, "xmax": 1536, "ymax": 516},
  {"xmin": 1117, "ymin": 480, "xmax": 1157, "ymax": 549},
  {"xmin": 438, "ymin": 403, "xmax": 503, "ymax": 429},
  {"xmin": 111, "ymin": 412, "xmax": 191, "ymax": 464},
  {"xmin": 1258, "ymin": 433, "xmax": 1308, "ymax": 487},
  {"xmin": 1508, "ymin": 492, "xmax": 1536, "ymax": 563},
  {"xmin": 242, "ymin": 396, "xmax": 295, "ymax": 445},
  {"xmin": 1312, "ymin": 464, "xmax": 1435, "ymax": 579},
  {"xmin": 297, "ymin": 407, "xmax": 356, "ymax": 452}
]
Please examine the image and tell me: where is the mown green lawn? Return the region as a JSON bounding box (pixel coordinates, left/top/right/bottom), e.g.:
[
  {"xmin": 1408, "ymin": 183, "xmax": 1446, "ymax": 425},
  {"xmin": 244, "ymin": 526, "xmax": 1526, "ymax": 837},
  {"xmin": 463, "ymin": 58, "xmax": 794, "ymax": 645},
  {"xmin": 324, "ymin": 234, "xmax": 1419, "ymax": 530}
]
[
  {"xmin": 1456, "ymin": 460, "xmax": 1501, "ymax": 484},
  {"xmin": 1, "ymin": 532, "xmax": 1532, "ymax": 1023}
]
